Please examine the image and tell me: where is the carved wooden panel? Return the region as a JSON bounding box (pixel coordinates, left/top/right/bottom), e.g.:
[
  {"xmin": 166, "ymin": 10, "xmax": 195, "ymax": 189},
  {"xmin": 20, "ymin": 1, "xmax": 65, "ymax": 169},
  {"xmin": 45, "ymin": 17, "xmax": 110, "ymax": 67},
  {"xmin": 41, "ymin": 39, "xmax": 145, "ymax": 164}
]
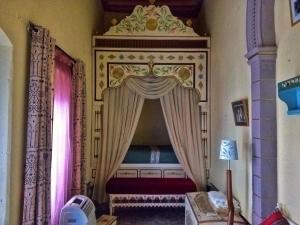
[
  {"xmin": 91, "ymin": 102, "xmax": 103, "ymax": 180},
  {"xmin": 116, "ymin": 169, "xmax": 138, "ymax": 178},
  {"xmin": 140, "ymin": 169, "xmax": 162, "ymax": 178},
  {"xmin": 164, "ymin": 169, "xmax": 186, "ymax": 178}
]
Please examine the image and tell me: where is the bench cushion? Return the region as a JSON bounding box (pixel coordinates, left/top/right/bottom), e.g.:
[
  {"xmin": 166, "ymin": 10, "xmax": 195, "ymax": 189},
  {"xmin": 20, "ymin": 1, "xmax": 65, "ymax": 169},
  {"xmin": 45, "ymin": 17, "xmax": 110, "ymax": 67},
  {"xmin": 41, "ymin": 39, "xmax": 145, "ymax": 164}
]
[{"xmin": 106, "ymin": 178, "xmax": 196, "ymax": 194}]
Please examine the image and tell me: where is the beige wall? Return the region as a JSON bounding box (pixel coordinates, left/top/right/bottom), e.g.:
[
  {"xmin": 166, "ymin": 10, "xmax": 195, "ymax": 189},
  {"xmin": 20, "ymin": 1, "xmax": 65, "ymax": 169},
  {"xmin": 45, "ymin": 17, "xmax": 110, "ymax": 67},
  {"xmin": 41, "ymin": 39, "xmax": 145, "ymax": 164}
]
[
  {"xmin": 275, "ymin": 1, "xmax": 300, "ymax": 223},
  {"xmin": 202, "ymin": 0, "xmax": 252, "ymax": 221},
  {"xmin": 0, "ymin": 1, "xmax": 103, "ymax": 224},
  {"xmin": 132, "ymin": 99, "xmax": 171, "ymax": 145}
]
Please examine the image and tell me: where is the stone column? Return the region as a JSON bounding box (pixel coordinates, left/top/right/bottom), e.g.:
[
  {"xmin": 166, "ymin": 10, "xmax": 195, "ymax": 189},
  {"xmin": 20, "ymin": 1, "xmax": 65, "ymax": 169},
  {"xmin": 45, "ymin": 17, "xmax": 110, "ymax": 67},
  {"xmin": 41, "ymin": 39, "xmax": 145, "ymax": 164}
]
[
  {"xmin": 246, "ymin": 0, "xmax": 277, "ymax": 223},
  {"xmin": 246, "ymin": 47, "xmax": 277, "ymax": 224}
]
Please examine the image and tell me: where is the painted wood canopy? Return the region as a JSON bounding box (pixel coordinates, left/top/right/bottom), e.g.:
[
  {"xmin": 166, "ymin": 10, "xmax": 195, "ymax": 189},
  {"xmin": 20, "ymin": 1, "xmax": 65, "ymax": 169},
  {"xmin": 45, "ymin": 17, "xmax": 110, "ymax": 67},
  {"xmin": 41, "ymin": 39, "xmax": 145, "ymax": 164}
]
[{"xmin": 91, "ymin": 3, "xmax": 211, "ymax": 181}]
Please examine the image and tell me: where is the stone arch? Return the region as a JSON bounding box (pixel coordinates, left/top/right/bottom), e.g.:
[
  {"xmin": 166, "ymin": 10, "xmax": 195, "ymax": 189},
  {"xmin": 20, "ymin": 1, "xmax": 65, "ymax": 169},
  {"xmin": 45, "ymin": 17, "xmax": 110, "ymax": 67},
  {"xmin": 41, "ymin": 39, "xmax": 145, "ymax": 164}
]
[
  {"xmin": 245, "ymin": 0, "xmax": 277, "ymax": 224},
  {"xmin": 0, "ymin": 27, "xmax": 13, "ymax": 225}
]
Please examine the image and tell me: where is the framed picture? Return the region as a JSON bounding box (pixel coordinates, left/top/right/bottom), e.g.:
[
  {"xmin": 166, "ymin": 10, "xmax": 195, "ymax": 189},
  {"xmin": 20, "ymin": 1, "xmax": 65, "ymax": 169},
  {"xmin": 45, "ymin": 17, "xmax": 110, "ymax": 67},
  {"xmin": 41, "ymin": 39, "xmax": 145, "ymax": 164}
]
[
  {"xmin": 231, "ymin": 99, "xmax": 249, "ymax": 126},
  {"xmin": 290, "ymin": 0, "xmax": 300, "ymax": 25}
]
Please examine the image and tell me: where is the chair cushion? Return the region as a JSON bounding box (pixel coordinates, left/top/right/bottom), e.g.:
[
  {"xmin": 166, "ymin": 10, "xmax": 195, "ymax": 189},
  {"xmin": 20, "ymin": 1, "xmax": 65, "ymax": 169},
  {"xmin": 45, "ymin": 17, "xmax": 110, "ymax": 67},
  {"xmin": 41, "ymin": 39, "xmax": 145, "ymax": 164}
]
[
  {"xmin": 260, "ymin": 209, "xmax": 289, "ymax": 225},
  {"xmin": 106, "ymin": 178, "xmax": 196, "ymax": 194}
]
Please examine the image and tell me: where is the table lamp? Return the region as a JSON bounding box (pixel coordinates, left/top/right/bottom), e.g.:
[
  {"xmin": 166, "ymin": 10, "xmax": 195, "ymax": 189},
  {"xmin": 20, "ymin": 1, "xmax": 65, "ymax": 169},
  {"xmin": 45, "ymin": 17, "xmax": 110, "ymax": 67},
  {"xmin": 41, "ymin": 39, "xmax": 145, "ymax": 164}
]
[{"xmin": 219, "ymin": 139, "xmax": 238, "ymax": 225}]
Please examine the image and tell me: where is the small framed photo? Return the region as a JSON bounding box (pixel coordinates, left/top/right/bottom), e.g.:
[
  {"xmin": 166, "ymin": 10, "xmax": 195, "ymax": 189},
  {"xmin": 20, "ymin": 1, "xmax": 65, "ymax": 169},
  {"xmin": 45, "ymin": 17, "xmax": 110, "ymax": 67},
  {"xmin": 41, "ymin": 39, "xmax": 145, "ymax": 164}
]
[
  {"xmin": 232, "ymin": 99, "xmax": 249, "ymax": 126},
  {"xmin": 290, "ymin": 0, "xmax": 300, "ymax": 25}
]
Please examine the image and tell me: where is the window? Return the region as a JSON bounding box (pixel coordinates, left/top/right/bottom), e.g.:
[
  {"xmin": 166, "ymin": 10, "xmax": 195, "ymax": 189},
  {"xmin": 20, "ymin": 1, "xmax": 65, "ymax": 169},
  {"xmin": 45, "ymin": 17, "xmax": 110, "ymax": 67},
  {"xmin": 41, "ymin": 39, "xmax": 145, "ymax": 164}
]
[
  {"xmin": 0, "ymin": 28, "xmax": 13, "ymax": 225},
  {"xmin": 50, "ymin": 51, "xmax": 73, "ymax": 225}
]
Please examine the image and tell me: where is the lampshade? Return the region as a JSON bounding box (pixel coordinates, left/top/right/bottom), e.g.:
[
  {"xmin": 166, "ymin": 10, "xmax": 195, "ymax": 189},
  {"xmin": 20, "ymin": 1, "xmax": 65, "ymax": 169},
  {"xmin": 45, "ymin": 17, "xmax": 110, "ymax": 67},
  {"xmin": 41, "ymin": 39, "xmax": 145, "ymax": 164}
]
[{"xmin": 219, "ymin": 139, "xmax": 238, "ymax": 160}]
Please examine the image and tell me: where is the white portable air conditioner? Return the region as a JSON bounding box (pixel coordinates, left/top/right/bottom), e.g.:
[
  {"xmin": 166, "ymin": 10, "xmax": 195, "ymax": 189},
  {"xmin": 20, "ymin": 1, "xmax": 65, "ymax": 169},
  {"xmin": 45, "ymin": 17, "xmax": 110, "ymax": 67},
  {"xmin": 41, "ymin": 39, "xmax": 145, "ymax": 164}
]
[{"xmin": 59, "ymin": 195, "xmax": 96, "ymax": 225}]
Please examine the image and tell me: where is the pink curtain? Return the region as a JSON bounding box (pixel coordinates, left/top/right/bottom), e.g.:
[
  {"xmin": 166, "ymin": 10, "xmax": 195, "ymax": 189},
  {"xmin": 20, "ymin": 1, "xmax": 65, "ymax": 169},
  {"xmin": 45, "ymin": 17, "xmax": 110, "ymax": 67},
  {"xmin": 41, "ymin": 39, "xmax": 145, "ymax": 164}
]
[
  {"xmin": 50, "ymin": 52, "xmax": 73, "ymax": 225},
  {"xmin": 22, "ymin": 25, "xmax": 55, "ymax": 225},
  {"xmin": 22, "ymin": 24, "xmax": 86, "ymax": 225},
  {"xmin": 71, "ymin": 60, "xmax": 87, "ymax": 196}
]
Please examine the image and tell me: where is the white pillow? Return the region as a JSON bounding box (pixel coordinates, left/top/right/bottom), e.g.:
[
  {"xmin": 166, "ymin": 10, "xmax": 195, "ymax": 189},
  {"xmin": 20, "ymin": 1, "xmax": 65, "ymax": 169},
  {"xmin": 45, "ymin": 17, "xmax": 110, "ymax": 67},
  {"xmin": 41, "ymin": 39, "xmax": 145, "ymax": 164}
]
[
  {"xmin": 208, "ymin": 191, "xmax": 241, "ymax": 214},
  {"xmin": 208, "ymin": 191, "xmax": 226, "ymax": 201}
]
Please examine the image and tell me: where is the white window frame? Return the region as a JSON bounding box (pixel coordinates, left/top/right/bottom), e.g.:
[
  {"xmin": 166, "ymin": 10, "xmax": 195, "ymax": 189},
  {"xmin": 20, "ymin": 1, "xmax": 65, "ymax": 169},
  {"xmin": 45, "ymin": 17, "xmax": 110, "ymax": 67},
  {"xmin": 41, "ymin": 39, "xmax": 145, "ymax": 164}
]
[{"xmin": 0, "ymin": 28, "xmax": 13, "ymax": 225}]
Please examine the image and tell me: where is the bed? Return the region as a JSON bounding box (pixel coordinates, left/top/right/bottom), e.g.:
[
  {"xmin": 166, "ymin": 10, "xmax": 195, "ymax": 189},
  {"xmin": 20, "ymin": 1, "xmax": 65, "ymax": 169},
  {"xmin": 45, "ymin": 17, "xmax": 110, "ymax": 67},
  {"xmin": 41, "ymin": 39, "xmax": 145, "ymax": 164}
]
[{"xmin": 106, "ymin": 145, "xmax": 196, "ymax": 215}]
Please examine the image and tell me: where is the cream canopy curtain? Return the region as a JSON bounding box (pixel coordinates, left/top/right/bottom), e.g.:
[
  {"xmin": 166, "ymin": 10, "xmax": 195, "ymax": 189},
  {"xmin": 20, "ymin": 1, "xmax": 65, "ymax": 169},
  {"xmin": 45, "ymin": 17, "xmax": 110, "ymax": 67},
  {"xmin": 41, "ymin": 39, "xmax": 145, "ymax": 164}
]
[
  {"xmin": 160, "ymin": 86, "xmax": 206, "ymax": 190},
  {"xmin": 126, "ymin": 75, "xmax": 178, "ymax": 99},
  {"xmin": 93, "ymin": 75, "xmax": 206, "ymax": 202},
  {"xmin": 93, "ymin": 86, "xmax": 144, "ymax": 201}
]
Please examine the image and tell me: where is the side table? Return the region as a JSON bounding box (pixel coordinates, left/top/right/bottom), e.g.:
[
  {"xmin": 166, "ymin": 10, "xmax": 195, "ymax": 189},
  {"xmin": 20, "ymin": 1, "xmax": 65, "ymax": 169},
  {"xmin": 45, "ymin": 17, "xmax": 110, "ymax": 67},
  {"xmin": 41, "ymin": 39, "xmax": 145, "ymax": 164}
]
[{"xmin": 185, "ymin": 192, "xmax": 246, "ymax": 225}]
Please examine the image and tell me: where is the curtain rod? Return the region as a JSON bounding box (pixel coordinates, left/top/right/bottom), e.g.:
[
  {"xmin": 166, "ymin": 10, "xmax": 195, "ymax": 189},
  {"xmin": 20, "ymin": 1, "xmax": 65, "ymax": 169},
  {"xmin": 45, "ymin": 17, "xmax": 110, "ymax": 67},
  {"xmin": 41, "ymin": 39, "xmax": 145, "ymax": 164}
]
[
  {"xmin": 55, "ymin": 45, "xmax": 76, "ymax": 64},
  {"xmin": 27, "ymin": 21, "xmax": 38, "ymax": 33},
  {"xmin": 27, "ymin": 22, "xmax": 76, "ymax": 64}
]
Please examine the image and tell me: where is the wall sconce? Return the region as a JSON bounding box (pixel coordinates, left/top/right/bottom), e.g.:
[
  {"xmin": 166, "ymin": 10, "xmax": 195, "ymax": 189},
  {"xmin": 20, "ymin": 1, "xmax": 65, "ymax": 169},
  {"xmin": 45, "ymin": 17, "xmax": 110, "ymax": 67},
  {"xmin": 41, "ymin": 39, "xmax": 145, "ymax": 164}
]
[{"xmin": 278, "ymin": 75, "xmax": 300, "ymax": 115}]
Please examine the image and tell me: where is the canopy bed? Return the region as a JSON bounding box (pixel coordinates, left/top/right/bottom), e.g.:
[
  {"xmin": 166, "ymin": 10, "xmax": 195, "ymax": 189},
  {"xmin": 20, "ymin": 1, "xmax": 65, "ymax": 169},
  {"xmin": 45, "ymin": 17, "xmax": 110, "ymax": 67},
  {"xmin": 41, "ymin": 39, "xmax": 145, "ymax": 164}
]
[{"xmin": 90, "ymin": 3, "xmax": 211, "ymax": 214}]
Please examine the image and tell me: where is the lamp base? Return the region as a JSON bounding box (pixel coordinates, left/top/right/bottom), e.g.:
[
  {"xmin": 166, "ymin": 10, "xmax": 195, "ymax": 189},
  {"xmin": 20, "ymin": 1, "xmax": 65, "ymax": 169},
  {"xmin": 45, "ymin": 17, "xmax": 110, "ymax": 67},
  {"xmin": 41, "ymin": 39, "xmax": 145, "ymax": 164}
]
[{"xmin": 227, "ymin": 169, "xmax": 234, "ymax": 225}]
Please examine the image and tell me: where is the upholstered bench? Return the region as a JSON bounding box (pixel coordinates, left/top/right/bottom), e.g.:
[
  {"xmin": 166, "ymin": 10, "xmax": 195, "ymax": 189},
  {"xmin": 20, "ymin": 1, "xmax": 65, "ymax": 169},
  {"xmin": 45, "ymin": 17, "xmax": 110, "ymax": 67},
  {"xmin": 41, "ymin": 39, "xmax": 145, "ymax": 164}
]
[{"xmin": 106, "ymin": 178, "xmax": 196, "ymax": 215}]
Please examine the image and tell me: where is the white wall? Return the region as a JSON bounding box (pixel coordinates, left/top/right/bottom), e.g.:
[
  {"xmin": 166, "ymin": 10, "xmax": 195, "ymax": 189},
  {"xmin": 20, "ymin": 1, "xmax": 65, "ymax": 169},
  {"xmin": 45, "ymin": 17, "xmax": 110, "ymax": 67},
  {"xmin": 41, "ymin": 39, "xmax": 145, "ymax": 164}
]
[
  {"xmin": 275, "ymin": 0, "xmax": 300, "ymax": 223},
  {"xmin": 0, "ymin": 28, "xmax": 13, "ymax": 225},
  {"xmin": 203, "ymin": 0, "xmax": 252, "ymax": 221}
]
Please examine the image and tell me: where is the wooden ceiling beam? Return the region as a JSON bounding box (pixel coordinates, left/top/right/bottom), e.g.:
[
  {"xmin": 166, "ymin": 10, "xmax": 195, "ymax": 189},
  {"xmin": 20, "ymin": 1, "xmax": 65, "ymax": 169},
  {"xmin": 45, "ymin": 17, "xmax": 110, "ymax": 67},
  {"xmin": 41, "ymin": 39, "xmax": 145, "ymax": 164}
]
[{"xmin": 101, "ymin": 0, "xmax": 204, "ymax": 18}]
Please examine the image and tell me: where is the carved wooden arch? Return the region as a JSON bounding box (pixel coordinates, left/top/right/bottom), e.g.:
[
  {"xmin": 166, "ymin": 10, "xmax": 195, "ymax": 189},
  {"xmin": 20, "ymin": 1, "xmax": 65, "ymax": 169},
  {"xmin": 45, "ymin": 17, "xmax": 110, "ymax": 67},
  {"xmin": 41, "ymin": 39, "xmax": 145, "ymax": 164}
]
[
  {"xmin": 246, "ymin": 0, "xmax": 277, "ymax": 224},
  {"xmin": 246, "ymin": 0, "xmax": 276, "ymax": 51},
  {"xmin": 91, "ymin": 4, "xmax": 211, "ymax": 185}
]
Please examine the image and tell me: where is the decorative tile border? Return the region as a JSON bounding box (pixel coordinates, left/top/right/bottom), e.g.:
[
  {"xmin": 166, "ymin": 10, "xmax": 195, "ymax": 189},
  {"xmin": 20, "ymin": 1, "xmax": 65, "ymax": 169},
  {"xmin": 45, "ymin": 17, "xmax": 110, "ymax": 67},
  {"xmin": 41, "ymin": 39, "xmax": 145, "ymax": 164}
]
[{"xmin": 278, "ymin": 75, "xmax": 300, "ymax": 91}]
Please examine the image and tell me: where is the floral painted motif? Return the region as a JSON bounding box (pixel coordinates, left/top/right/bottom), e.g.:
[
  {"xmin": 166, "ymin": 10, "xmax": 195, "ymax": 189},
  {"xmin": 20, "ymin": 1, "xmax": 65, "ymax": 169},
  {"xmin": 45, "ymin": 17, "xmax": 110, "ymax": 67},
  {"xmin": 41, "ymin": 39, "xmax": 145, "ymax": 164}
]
[
  {"xmin": 108, "ymin": 64, "xmax": 194, "ymax": 88},
  {"xmin": 109, "ymin": 64, "xmax": 148, "ymax": 86},
  {"xmin": 105, "ymin": 5, "xmax": 198, "ymax": 36},
  {"xmin": 95, "ymin": 51, "xmax": 208, "ymax": 101}
]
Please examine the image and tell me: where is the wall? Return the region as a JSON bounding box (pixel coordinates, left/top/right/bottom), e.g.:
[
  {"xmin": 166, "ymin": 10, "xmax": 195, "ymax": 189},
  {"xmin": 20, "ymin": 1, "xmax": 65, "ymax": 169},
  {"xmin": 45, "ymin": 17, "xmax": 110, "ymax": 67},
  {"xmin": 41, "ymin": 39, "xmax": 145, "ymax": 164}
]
[
  {"xmin": 0, "ymin": 1, "xmax": 103, "ymax": 224},
  {"xmin": 132, "ymin": 99, "xmax": 171, "ymax": 145},
  {"xmin": 275, "ymin": 1, "xmax": 300, "ymax": 223},
  {"xmin": 0, "ymin": 28, "xmax": 13, "ymax": 225},
  {"xmin": 202, "ymin": 0, "xmax": 252, "ymax": 221}
]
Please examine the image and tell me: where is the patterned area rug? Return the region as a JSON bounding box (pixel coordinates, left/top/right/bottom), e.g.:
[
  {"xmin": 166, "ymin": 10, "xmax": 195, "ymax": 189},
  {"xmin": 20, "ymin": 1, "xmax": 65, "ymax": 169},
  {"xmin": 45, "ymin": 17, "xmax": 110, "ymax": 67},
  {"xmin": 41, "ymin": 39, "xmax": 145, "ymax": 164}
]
[{"xmin": 115, "ymin": 207, "xmax": 185, "ymax": 225}]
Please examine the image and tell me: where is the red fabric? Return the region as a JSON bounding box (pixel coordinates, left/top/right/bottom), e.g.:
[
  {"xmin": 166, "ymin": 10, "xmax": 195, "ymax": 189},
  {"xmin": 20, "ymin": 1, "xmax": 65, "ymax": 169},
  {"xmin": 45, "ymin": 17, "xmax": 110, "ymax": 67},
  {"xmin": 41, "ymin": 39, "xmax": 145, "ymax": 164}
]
[
  {"xmin": 260, "ymin": 210, "xmax": 289, "ymax": 225},
  {"xmin": 106, "ymin": 178, "xmax": 196, "ymax": 194}
]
